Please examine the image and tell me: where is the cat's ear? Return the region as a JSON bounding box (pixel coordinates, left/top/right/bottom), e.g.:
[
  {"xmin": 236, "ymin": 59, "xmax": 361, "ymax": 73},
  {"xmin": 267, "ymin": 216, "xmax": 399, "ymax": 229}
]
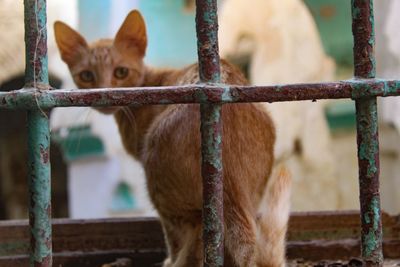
[
  {"xmin": 54, "ymin": 21, "xmax": 88, "ymax": 66},
  {"xmin": 114, "ymin": 10, "xmax": 147, "ymax": 57}
]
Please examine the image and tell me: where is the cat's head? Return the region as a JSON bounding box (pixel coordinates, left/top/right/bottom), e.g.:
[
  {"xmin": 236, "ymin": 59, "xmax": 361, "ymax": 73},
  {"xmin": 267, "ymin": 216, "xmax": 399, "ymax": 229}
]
[{"xmin": 54, "ymin": 10, "xmax": 147, "ymax": 90}]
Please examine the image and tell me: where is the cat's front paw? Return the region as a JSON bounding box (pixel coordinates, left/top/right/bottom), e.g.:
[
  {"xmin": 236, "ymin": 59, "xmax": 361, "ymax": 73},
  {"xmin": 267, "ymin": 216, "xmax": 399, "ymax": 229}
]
[{"xmin": 162, "ymin": 258, "xmax": 173, "ymax": 267}]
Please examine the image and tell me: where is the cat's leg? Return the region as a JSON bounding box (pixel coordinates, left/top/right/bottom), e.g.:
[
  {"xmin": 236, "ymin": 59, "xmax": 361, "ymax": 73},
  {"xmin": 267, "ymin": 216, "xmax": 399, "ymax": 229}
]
[
  {"xmin": 161, "ymin": 217, "xmax": 184, "ymax": 267},
  {"xmin": 172, "ymin": 222, "xmax": 203, "ymax": 267},
  {"xmin": 255, "ymin": 167, "xmax": 292, "ymax": 267},
  {"xmin": 224, "ymin": 202, "xmax": 258, "ymax": 267},
  {"xmin": 161, "ymin": 217, "xmax": 203, "ymax": 267}
]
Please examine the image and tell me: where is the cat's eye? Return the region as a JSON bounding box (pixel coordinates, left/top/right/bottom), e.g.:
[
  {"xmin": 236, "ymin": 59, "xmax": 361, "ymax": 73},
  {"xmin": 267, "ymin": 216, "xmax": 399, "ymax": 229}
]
[
  {"xmin": 114, "ymin": 67, "xmax": 129, "ymax": 79},
  {"xmin": 79, "ymin": 70, "xmax": 95, "ymax": 83}
]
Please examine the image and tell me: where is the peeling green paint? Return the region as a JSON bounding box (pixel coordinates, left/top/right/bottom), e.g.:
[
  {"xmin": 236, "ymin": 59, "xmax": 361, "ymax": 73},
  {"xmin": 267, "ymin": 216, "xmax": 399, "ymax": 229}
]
[
  {"xmin": 355, "ymin": 96, "xmax": 383, "ymax": 264},
  {"xmin": 371, "ymin": 197, "xmax": 380, "ymax": 231},
  {"xmin": 200, "ymin": 103, "xmax": 224, "ymax": 267},
  {"xmin": 363, "ymin": 230, "xmax": 377, "ymax": 257},
  {"xmin": 24, "ymin": 0, "xmax": 53, "ymax": 266},
  {"xmin": 201, "ymin": 104, "xmax": 222, "ymax": 170},
  {"xmin": 28, "ymin": 111, "xmax": 52, "ymax": 266},
  {"xmin": 355, "ymin": 99, "xmax": 379, "ymax": 175},
  {"xmin": 362, "ymin": 197, "xmax": 382, "ymax": 259},
  {"xmin": 367, "ymin": 0, "xmax": 377, "ymax": 77},
  {"xmin": 24, "ymin": 0, "xmax": 49, "ymax": 87},
  {"xmin": 351, "ymin": 0, "xmax": 383, "ymax": 263},
  {"xmin": 356, "ymin": 98, "xmax": 378, "ymax": 177},
  {"xmin": 220, "ymin": 84, "xmax": 232, "ymax": 102},
  {"xmin": 196, "ymin": 1, "xmax": 225, "ymax": 264}
]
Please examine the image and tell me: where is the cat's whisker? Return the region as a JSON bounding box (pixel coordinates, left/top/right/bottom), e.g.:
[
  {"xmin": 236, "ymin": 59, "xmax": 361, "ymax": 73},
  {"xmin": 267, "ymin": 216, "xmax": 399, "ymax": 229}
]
[
  {"xmin": 62, "ymin": 107, "xmax": 93, "ymax": 154},
  {"xmin": 121, "ymin": 106, "xmax": 137, "ymax": 129},
  {"xmin": 74, "ymin": 108, "xmax": 95, "ymax": 153}
]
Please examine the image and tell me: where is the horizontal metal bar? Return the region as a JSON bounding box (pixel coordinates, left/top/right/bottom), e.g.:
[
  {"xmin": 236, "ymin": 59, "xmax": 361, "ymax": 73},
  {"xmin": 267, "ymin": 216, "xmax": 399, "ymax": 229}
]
[
  {"xmin": 1, "ymin": 211, "xmax": 399, "ymax": 261},
  {"xmin": 0, "ymin": 79, "xmax": 400, "ymax": 110}
]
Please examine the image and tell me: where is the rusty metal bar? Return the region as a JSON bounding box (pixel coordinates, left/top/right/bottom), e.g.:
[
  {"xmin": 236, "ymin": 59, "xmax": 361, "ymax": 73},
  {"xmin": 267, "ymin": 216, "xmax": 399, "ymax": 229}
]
[
  {"xmin": 195, "ymin": 0, "xmax": 221, "ymax": 83},
  {"xmin": 3, "ymin": 79, "xmax": 400, "ymax": 109},
  {"xmin": 195, "ymin": 0, "xmax": 224, "ymax": 266},
  {"xmin": 352, "ymin": 0, "xmax": 383, "ymax": 266},
  {"xmin": 24, "ymin": 0, "xmax": 52, "ymax": 266}
]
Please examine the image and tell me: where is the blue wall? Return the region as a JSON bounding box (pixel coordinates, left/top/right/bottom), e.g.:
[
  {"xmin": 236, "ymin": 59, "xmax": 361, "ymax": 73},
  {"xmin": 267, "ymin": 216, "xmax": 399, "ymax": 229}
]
[
  {"xmin": 78, "ymin": 0, "xmax": 200, "ymax": 68},
  {"xmin": 139, "ymin": 0, "xmax": 198, "ymax": 67},
  {"xmin": 78, "ymin": 0, "xmax": 112, "ymax": 41}
]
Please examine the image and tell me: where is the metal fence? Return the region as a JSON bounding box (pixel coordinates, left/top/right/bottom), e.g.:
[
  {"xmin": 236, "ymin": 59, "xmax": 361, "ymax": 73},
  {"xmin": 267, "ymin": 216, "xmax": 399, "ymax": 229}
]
[{"xmin": 0, "ymin": 0, "xmax": 389, "ymax": 266}]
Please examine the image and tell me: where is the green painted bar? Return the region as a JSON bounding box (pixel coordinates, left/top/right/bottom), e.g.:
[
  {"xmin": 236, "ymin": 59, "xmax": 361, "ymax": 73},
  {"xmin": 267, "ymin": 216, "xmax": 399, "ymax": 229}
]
[
  {"xmin": 24, "ymin": 0, "xmax": 49, "ymax": 87},
  {"xmin": 351, "ymin": 0, "xmax": 383, "ymax": 265},
  {"xmin": 27, "ymin": 111, "xmax": 52, "ymax": 267},
  {"xmin": 24, "ymin": 0, "xmax": 52, "ymax": 266},
  {"xmin": 355, "ymin": 98, "xmax": 382, "ymax": 265}
]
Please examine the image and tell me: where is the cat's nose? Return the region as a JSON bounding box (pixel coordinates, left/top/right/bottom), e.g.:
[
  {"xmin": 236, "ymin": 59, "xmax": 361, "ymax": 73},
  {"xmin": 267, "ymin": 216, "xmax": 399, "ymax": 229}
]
[
  {"xmin": 97, "ymin": 82, "xmax": 111, "ymax": 89},
  {"xmin": 97, "ymin": 77, "xmax": 113, "ymax": 88}
]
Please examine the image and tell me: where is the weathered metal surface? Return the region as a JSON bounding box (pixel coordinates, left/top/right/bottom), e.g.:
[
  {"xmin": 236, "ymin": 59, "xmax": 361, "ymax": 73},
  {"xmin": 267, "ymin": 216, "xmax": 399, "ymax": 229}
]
[
  {"xmin": 3, "ymin": 79, "xmax": 400, "ymax": 109},
  {"xmin": 352, "ymin": 0, "xmax": 383, "ymax": 266},
  {"xmin": 0, "ymin": 212, "xmax": 399, "ymax": 266},
  {"xmin": 27, "ymin": 111, "xmax": 52, "ymax": 267},
  {"xmin": 24, "ymin": 0, "xmax": 52, "ymax": 266},
  {"xmin": 288, "ymin": 211, "xmax": 400, "ymax": 241},
  {"xmin": 24, "ymin": 0, "xmax": 49, "ymax": 89},
  {"xmin": 200, "ymin": 103, "xmax": 223, "ymax": 267},
  {"xmin": 352, "ymin": 0, "xmax": 375, "ymax": 79},
  {"xmin": 355, "ymin": 98, "xmax": 382, "ymax": 266},
  {"xmin": 195, "ymin": 0, "xmax": 220, "ymax": 83},
  {"xmin": 195, "ymin": 0, "xmax": 224, "ymax": 266},
  {"xmin": 1, "ymin": 0, "xmax": 396, "ymax": 266}
]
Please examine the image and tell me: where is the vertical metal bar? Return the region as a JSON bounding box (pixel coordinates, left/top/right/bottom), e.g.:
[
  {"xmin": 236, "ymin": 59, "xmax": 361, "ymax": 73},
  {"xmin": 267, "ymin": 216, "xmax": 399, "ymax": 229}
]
[
  {"xmin": 195, "ymin": 1, "xmax": 223, "ymax": 266},
  {"xmin": 195, "ymin": 0, "xmax": 221, "ymax": 82},
  {"xmin": 27, "ymin": 111, "xmax": 52, "ymax": 267},
  {"xmin": 24, "ymin": 0, "xmax": 49, "ymax": 87},
  {"xmin": 24, "ymin": 0, "xmax": 52, "ymax": 267},
  {"xmin": 351, "ymin": 0, "xmax": 383, "ymax": 266}
]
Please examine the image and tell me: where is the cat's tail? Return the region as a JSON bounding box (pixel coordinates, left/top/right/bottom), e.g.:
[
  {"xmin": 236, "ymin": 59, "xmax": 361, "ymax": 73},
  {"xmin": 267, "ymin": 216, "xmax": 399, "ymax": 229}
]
[{"xmin": 255, "ymin": 166, "xmax": 292, "ymax": 267}]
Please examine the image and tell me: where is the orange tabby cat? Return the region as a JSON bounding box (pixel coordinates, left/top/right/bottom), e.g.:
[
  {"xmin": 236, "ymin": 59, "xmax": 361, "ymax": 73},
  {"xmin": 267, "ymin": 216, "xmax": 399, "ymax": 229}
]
[{"xmin": 54, "ymin": 10, "xmax": 291, "ymax": 267}]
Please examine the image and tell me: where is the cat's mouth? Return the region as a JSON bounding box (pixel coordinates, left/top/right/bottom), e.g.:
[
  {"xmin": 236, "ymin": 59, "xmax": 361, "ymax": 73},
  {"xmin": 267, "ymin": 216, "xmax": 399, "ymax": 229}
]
[{"xmin": 94, "ymin": 107, "xmax": 120, "ymax": 115}]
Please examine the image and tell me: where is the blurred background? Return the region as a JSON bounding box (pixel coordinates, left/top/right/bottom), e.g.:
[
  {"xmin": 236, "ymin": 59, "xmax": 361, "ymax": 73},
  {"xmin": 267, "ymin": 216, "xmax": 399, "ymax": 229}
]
[{"xmin": 1, "ymin": 0, "xmax": 400, "ymax": 220}]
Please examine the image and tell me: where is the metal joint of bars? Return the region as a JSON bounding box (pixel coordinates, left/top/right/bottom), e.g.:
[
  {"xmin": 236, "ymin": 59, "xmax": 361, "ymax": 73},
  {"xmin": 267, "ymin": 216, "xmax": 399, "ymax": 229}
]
[{"xmin": 0, "ymin": 0, "xmax": 386, "ymax": 266}]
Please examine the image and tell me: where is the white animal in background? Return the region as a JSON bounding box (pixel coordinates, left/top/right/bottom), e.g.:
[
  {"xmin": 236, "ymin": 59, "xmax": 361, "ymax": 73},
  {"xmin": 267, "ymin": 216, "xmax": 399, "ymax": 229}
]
[{"xmin": 219, "ymin": 0, "xmax": 338, "ymax": 210}]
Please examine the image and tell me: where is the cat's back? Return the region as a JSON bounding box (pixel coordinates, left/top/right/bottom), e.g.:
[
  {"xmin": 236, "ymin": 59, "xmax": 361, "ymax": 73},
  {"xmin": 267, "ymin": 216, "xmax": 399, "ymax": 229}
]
[
  {"xmin": 144, "ymin": 103, "xmax": 275, "ymax": 216},
  {"xmin": 143, "ymin": 60, "xmax": 275, "ymax": 215},
  {"xmin": 163, "ymin": 59, "xmax": 249, "ymax": 86}
]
